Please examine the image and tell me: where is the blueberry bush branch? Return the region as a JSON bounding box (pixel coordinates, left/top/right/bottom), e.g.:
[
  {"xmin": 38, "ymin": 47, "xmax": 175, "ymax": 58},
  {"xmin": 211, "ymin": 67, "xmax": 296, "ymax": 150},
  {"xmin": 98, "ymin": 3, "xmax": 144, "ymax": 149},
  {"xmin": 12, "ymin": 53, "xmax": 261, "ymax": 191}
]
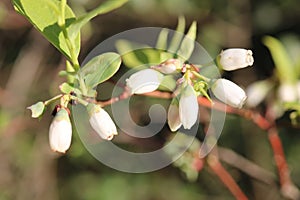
[
  {"xmin": 15, "ymin": 0, "xmax": 128, "ymax": 152},
  {"xmin": 15, "ymin": 1, "xmax": 300, "ymax": 199},
  {"xmin": 95, "ymin": 83, "xmax": 299, "ymax": 198}
]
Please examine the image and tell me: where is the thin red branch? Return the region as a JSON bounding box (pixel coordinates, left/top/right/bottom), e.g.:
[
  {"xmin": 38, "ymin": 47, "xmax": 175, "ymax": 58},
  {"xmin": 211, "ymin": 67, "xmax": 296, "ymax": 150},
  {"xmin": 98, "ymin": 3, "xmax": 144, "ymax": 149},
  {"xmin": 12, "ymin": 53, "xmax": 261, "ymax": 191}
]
[
  {"xmin": 207, "ymin": 154, "xmax": 248, "ymax": 200},
  {"xmin": 95, "ymin": 87, "xmax": 298, "ymax": 198},
  {"xmin": 198, "ymin": 97, "xmax": 273, "ymax": 129},
  {"xmin": 268, "ymin": 127, "xmax": 290, "ymax": 186},
  {"xmin": 197, "ymin": 97, "xmax": 299, "ymax": 198},
  {"xmin": 97, "ymin": 88, "xmax": 173, "ymax": 106},
  {"xmin": 140, "ymin": 90, "xmax": 174, "ymax": 99},
  {"xmin": 97, "ymin": 87, "xmax": 131, "ymax": 107},
  {"xmin": 267, "ymin": 127, "xmax": 300, "ymax": 199}
]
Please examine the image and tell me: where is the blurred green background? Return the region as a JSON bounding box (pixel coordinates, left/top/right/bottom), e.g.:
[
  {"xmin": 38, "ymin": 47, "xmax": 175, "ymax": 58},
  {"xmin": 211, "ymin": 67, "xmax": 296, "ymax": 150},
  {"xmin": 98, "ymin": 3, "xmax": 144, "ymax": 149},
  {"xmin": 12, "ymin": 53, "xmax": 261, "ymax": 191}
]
[{"xmin": 0, "ymin": 0, "xmax": 300, "ymax": 199}]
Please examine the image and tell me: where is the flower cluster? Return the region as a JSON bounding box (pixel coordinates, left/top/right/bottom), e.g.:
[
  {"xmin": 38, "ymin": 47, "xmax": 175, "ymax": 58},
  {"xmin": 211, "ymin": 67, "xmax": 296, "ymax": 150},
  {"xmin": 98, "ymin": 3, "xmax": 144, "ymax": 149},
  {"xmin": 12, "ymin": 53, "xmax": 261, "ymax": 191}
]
[
  {"xmin": 126, "ymin": 48, "xmax": 253, "ymax": 132},
  {"xmin": 48, "ymin": 103, "xmax": 117, "ymax": 153},
  {"xmin": 30, "ymin": 48, "xmax": 253, "ymax": 153}
]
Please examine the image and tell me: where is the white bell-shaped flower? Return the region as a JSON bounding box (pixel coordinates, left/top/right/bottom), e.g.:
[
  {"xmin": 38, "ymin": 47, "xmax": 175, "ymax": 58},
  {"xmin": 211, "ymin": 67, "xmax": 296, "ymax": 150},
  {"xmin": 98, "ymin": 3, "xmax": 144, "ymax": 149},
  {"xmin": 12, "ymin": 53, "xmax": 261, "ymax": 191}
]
[
  {"xmin": 49, "ymin": 108, "xmax": 72, "ymax": 153},
  {"xmin": 219, "ymin": 48, "xmax": 254, "ymax": 71},
  {"xmin": 179, "ymin": 85, "xmax": 199, "ymax": 129},
  {"xmin": 88, "ymin": 104, "xmax": 118, "ymax": 140},
  {"xmin": 126, "ymin": 69, "xmax": 164, "ymax": 94},
  {"xmin": 212, "ymin": 79, "xmax": 247, "ymax": 108},
  {"xmin": 278, "ymin": 83, "xmax": 298, "ymax": 102},
  {"xmin": 168, "ymin": 98, "xmax": 182, "ymax": 132},
  {"xmin": 246, "ymin": 80, "xmax": 273, "ymax": 107}
]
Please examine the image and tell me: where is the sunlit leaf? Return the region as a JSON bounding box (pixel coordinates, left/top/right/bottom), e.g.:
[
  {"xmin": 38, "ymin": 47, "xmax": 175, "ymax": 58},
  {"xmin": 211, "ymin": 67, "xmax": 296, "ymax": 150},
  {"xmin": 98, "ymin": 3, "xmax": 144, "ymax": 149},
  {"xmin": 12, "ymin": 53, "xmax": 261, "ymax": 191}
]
[
  {"xmin": 280, "ymin": 34, "xmax": 300, "ymax": 78},
  {"xmin": 116, "ymin": 40, "xmax": 161, "ymax": 68},
  {"xmin": 263, "ymin": 36, "xmax": 296, "ymax": 83},
  {"xmin": 160, "ymin": 51, "xmax": 174, "ymax": 62},
  {"xmin": 177, "ymin": 21, "xmax": 197, "ymax": 61},
  {"xmin": 168, "ymin": 16, "xmax": 185, "ymax": 53},
  {"xmin": 59, "ymin": 82, "xmax": 81, "ymax": 95},
  {"xmin": 13, "ymin": 0, "xmax": 80, "ymax": 60},
  {"xmin": 79, "ymin": 52, "xmax": 121, "ymax": 88},
  {"xmin": 68, "ymin": 0, "xmax": 128, "ymax": 40},
  {"xmin": 156, "ymin": 28, "xmax": 169, "ymax": 50}
]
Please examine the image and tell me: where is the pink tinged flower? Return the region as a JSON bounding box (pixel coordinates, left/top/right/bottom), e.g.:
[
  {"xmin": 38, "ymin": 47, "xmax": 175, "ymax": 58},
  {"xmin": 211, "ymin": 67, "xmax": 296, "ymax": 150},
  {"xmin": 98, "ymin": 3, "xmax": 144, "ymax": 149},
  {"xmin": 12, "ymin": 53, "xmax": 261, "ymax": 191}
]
[
  {"xmin": 212, "ymin": 79, "xmax": 247, "ymax": 108},
  {"xmin": 179, "ymin": 85, "xmax": 199, "ymax": 129},
  {"xmin": 219, "ymin": 48, "xmax": 254, "ymax": 71},
  {"xmin": 126, "ymin": 69, "xmax": 164, "ymax": 94},
  {"xmin": 49, "ymin": 108, "xmax": 72, "ymax": 153},
  {"xmin": 88, "ymin": 104, "xmax": 118, "ymax": 140},
  {"xmin": 152, "ymin": 59, "xmax": 182, "ymax": 74},
  {"xmin": 168, "ymin": 98, "xmax": 182, "ymax": 132}
]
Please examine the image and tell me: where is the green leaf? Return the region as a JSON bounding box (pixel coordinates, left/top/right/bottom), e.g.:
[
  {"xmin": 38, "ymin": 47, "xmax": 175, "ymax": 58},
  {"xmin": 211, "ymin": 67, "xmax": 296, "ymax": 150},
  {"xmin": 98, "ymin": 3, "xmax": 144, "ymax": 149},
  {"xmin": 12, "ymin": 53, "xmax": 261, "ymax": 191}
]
[
  {"xmin": 116, "ymin": 40, "xmax": 145, "ymax": 68},
  {"xmin": 284, "ymin": 102, "xmax": 300, "ymax": 111},
  {"xmin": 158, "ymin": 75, "xmax": 177, "ymax": 91},
  {"xmin": 59, "ymin": 82, "xmax": 81, "ymax": 95},
  {"xmin": 263, "ymin": 36, "xmax": 296, "ymax": 83},
  {"xmin": 156, "ymin": 28, "xmax": 169, "ymax": 50},
  {"xmin": 68, "ymin": 0, "xmax": 128, "ymax": 40},
  {"xmin": 27, "ymin": 102, "xmax": 45, "ymax": 118},
  {"xmin": 177, "ymin": 21, "xmax": 197, "ymax": 61},
  {"xmin": 168, "ymin": 16, "xmax": 186, "ymax": 53},
  {"xmin": 12, "ymin": 0, "xmax": 80, "ymax": 60},
  {"xmin": 160, "ymin": 51, "xmax": 174, "ymax": 62},
  {"xmin": 116, "ymin": 40, "xmax": 161, "ymax": 68},
  {"xmin": 79, "ymin": 52, "xmax": 122, "ymax": 88},
  {"xmin": 280, "ymin": 34, "xmax": 300, "ymax": 78}
]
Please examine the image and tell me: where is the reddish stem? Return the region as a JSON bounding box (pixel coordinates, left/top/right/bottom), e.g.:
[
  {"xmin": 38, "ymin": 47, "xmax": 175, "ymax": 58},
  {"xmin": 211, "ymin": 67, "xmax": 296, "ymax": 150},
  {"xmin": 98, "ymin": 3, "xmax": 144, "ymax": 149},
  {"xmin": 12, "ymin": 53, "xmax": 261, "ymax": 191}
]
[
  {"xmin": 268, "ymin": 127, "xmax": 291, "ymax": 187},
  {"xmin": 96, "ymin": 89, "xmax": 296, "ymax": 197},
  {"xmin": 207, "ymin": 155, "xmax": 248, "ymax": 200},
  {"xmin": 200, "ymin": 97, "xmax": 297, "ymax": 197}
]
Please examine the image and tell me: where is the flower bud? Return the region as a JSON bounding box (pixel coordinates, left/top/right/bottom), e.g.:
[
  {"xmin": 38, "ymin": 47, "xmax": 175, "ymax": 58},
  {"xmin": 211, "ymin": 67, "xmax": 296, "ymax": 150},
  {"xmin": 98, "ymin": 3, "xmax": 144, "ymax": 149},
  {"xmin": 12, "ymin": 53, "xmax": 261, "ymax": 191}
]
[
  {"xmin": 49, "ymin": 108, "xmax": 72, "ymax": 153},
  {"xmin": 168, "ymin": 98, "xmax": 182, "ymax": 132},
  {"xmin": 212, "ymin": 79, "xmax": 247, "ymax": 108},
  {"xmin": 152, "ymin": 59, "xmax": 182, "ymax": 74},
  {"xmin": 126, "ymin": 69, "xmax": 164, "ymax": 94},
  {"xmin": 219, "ymin": 48, "xmax": 254, "ymax": 71},
  {"xmin": 88, "ymin": 104, "xmax": 118, "ymax": 140},
  {"xmin": 179, "ymin": 85, "xmax": 199, "ymax": 129}
]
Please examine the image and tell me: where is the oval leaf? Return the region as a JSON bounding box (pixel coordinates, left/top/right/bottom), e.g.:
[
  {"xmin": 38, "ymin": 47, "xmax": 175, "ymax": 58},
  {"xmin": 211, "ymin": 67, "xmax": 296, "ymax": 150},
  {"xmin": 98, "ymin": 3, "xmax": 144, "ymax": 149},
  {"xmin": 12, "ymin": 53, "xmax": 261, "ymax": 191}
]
[
  {"xmin": 13, "ymin": 0, "xmax": 80, "ymax": 60},
  {"xmin": 27, "ymin": 101, "xmax": 45, "ymax": 118},
  {"xmin": 156, "ymin": 28, "xmax": 169, "ymax": 50},
  {"xmin": 263, "ymin": 36, "xmax": 295, "ymax": 83},
  {"xmin": 168, "ymin": 16, "xmax": 186, "ymax": 53},
  {"xmin": 177, "ymin": 21, "xmax": 197, "ymax": 61},
  {"xmin": 116, "ymin": 40, "xmax": 161, "ymax": 68},
  {"xmin": 59, "ymin": 82, "xmax": 81, "ymax": 95},
  {"xmin": 79, "ymin": 52, "xmax": 122, "ymax": 88},
  {"xmin": 68, "ymin": 0, "xmax": 128, "ymax": 40}
]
